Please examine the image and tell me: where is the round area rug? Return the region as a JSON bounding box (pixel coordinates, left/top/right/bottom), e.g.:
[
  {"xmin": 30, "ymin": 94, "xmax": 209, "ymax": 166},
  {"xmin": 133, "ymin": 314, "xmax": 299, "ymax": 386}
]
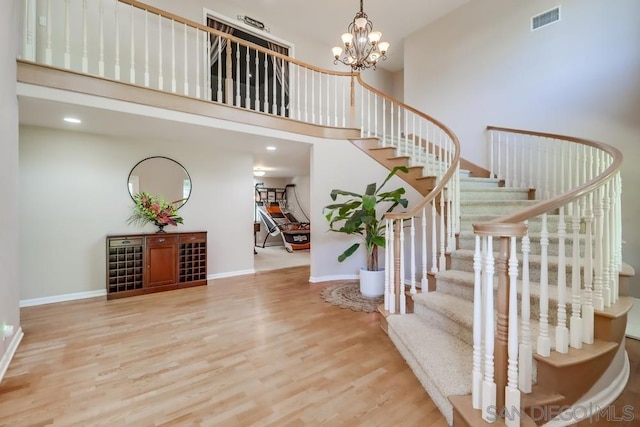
[{"xmin": 320, "ymin": 282, "xmax": 383, "ymax": 313}]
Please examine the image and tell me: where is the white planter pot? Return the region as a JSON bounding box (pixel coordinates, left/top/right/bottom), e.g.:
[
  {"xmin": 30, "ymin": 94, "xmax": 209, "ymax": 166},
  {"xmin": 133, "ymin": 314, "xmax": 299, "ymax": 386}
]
[{"xmin": 359, "ymin": 268, "xmax": 385, "ymax": 297}]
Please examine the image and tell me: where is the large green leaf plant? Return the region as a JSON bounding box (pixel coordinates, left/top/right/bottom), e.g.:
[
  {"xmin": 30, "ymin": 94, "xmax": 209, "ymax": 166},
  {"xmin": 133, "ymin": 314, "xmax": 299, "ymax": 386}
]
[{"xmin": 323, "ymin": 166, "xmax": 409, "ymax": 271}]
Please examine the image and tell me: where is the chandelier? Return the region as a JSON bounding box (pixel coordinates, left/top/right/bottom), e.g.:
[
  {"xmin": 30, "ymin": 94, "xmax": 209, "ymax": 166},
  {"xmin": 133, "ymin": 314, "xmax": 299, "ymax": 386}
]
[{"xmin": 332, "ymin": 0, "xmax": 390, "ymax": 71}]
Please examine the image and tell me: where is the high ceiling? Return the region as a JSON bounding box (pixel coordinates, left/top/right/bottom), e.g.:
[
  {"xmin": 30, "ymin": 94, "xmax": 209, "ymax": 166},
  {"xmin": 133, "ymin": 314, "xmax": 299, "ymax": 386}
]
[
  {"xmin": 19, "ymin": 0, "xmax": 475, "ymax": 178},
  {"xmin": 226, "ymin": 0, "xmax": 474, "ymax": 72}
]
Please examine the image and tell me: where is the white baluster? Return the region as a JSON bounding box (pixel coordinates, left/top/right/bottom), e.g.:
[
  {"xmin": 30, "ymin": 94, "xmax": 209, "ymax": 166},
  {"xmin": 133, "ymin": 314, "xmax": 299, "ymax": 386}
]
[
  {"xmin": 312, "ymin": 70, "xmax": 316, "ymax": 124},
  {"xmin": 279, "ymin": 58, "xmax": 285, "ymax": 116},
  {"xmin": 254, "ymin": 52, "xmax": 260, "ymax": 111},
  {"xmin": 144, "ymin": 11, "xmax": 149, "ymax": 87},
  {"xmin": 421, "ymin": 207, "xmax": 428, "ymax": 292},
  {"xmin": 216, "ymin": 35, "xmax": 222, "ymax": 101},
  {"xmin": 235, "ymin": 43, "xmax": 241, "ymax": 106},
  {"xmin": 389, "ymin": 222, "xmax": 396, "ymax": 314},
  {"xmin": 158, "ymin": 14, "xmax": 163, "ymax": 90},
  {"xmin": 570, "ymin": 198, "xmax": 583, "ymax": 350},
  {"xmin": 519, "ymin": 222, "xmax": 532, "ymax": 392},
  {"xmin": 390, "ymin": 103, "xmax": 394, "ymax": 148},
  {"xmin": 602, "ymin": 180, "xmax": 612, "ymax": 307},
  {"xmin": 431, "ymin": 204, "xmax": 438, "ymax": 274},
  {"xmin": 505, "ymin": 133, "xmax": 510, "ymax": 187},
  {"xmin": 170, "ymin": 20, "xmax": 177, "ymax": 92},
  {"xmin": 45, "ymin": 0, "xmax": 52, "ymax": 65},
  {"xmin": 82, "ymin": 0, "xmax": 88, "ymax": 73},
  {"xmin": 385, "ymin": 218, "xmax": 391, "ymax": 311},
  {"xmin": 410, "ymin": 217, "xmax": 417, "ymax": 295},
  {"xmin": 64, "ymin": 0, "xmax": 70, "ymax": 69},
  {"xmin": 374, "ymin": 94, "xmax": 378, "ymax": 138},
  {"xmin": 334, "ymin": 75, "xmax": 338, "ymax": 126},
  {"xmin": 400, "ymin": 220, "xmax": 406, "ymax": 314},
  {"xmin": 382, "ymin": 99, "xmax": 386, "ymax": 146},
  {"xmin": 472, "ymin": 235, "xmax": 483, "ymax": 409},
  {"xmin": 496, "ymin": 132, "xmax": 502, "ymax": 181},
  {"xmin": 341, "ymin": 74, "xmax": 345, "ymax": 127},
  {"xmin": 193, "ymin": 27, "xmax": 200, "ymax": 98},
  {"xmin": 318, "ymin": 72, "xmax": 322, "ymax": 124},
  {"xmin": 520, "ymin": 135, "xmax": 526, "ymax": 188},
  {"xmin": 22, "ymin": 0, "xmax": 36, "ymax": 61},
  {"xmin": 114, "ymin": 3, "xmax": 120, "ymax": 79},
  {"xmin": 326, "ymin": 73, "xmax": 330, "ymax": 126},
  {"xmin": 555, "ymin": 205, "xmax": 569, "ymax": 354},
  {"xmin": 99, "ymin": 0, "xmax": 105, "ymax": 76},
  {"xmin": 505, "ymin": 236, "xmax": 520, "ymax": 427},
  {"xmin": 583, "ymin": 190, "xmax": 595, "ymax": 345},
  {"xmin": 129, "ymin": 5, "xmax": 135, "ymax": 83},
  {"xmin": 263, "ymin": 52, "xmax": 268, "ymax": 113},
  {"xmin": 183, "ymin": 24, "xmax": 188, "ymax": 95},
  {"xmin": 439, "ymin": 187, "xmax": 446, "ymax": 272},
  {"xmin": 612, "ymin": 175, "xmax": 621, "ymax": 303},
  {"xmin": 593, "ymin": 186, "xmax": 604, "ymax": 311},
  {"xmin": 482, "ymin": 236, "xmax": 496, "ymax": 423},
  {"xmin": 304, "ymin": 68, "xmax": 312, "ymax": 123},
  {"xmin": 489, "ymin": 131, "xmax": 495, "ymax": 179},
  {"xmin": 537, "ymin": 214, "xmax": 551, "ymax": 357}
]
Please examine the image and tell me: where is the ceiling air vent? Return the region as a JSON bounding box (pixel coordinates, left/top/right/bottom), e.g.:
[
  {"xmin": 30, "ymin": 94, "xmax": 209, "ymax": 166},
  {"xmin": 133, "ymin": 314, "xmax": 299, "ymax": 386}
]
[{"xmin": 531, "ymin": 6, "xmax": 560, "ymax": 31}]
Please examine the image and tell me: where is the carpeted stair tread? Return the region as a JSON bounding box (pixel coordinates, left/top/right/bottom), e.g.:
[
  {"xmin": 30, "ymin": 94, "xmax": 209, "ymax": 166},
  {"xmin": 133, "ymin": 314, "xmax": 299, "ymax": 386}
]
[
  {"xmin": 450, "ymin": 249, "xmax": 584, "ymax": 275},
  {"xmin": 387, "ymin": 313, "xmax": 472, "ymax": 425},
  {"xmin": 411, "ymin": 289, "xmax": 558, "ymax": 355}
]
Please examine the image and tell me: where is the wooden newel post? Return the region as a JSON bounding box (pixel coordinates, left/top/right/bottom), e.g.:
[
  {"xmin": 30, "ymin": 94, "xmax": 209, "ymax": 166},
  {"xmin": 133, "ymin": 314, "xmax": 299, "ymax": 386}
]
[{"xmin": 494, "ymin": 236, "xmax": 510, "ymax": 415}]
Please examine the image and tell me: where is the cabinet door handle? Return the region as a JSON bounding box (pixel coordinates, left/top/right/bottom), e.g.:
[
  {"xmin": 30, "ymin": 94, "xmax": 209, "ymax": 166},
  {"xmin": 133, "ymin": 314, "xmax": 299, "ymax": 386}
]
[
  {"xmin": 190, "ymin": 236, "xmax": 195, "ymax": 240},
  {"xmin": 158, "ymin": 238, "xmax": 165, "ymax": 243}
]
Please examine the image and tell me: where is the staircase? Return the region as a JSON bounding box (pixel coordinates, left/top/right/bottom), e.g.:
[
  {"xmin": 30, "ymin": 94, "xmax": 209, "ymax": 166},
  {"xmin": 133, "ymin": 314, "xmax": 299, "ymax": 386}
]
[{"xmin": 355, "ymin": 135, "xmax": 633, "ymax": 425}]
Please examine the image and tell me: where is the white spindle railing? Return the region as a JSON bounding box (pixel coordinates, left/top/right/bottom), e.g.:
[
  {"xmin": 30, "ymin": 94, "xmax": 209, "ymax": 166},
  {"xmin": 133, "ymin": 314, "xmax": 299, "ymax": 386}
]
[{"xmin": 475, "ymin": 126, "xmax": 623, "ymax": 423}]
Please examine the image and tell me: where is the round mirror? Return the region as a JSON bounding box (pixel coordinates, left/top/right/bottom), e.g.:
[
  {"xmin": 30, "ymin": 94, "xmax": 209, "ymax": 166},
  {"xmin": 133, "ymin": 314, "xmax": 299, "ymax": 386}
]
[{"xmin": 128, "ymin": 156, "xmax": 192, "ymax": 209}]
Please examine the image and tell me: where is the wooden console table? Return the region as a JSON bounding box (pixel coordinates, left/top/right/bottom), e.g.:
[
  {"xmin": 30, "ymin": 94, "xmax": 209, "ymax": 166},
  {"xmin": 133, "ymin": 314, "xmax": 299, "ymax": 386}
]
[{"xmin": 106, "ymin": 231, "xmax": 207, "ymax": 299}]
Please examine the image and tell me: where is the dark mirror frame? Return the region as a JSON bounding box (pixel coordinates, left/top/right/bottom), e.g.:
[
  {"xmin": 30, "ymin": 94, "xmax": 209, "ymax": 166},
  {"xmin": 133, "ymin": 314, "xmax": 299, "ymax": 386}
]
[{"xmin": 127, "ymin": 156, "xmax": 192, "ymax": 210}]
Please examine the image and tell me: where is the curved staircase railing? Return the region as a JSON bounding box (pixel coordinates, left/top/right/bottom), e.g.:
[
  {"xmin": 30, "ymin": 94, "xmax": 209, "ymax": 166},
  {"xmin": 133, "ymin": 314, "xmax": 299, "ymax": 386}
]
[{"xmin": 470, "ymin": 126, "xmax": 624, "ymax": 424}]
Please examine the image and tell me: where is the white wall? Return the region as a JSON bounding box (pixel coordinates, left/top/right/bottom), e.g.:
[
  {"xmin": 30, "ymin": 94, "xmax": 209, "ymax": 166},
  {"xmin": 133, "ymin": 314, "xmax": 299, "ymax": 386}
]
[
  {"xmin": 19, "ymin": 126, "xmax": 255, "ymax": 300},
  {"xmin": 404, "ymin": 0, "xmax": 640, "ymax": 296},
  {"xmin": 0, "ymin": 0, "xmax": 21, "ymax": 374}
]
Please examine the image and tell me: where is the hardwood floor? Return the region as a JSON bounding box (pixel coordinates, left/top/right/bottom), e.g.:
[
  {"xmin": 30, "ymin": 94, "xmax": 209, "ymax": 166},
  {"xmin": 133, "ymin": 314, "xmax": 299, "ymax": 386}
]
[
  {"xmin": 1, "ymin": 266, "xmax": 638, "ymax": 426},
  {"xmin": 0, "ymin": 266, "xmax": 447, "ymax": 426}
]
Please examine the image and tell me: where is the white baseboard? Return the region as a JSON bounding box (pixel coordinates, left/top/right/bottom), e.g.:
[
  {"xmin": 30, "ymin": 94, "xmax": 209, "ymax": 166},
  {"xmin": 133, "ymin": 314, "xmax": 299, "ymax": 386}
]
[
  {"xmin": 207, "ymin": 269, "xmax": 255, "ymax": 281},
  {"xmin": 20, "ymin": 289, "xmax": 107, "ymax": 307},
  {"xmin": 0, "ymin": 327, "xmax": 24, "ymax": 383},
  {"xmin": 309, "ymin": 275, "xmax": 358, "ymax": 283}
]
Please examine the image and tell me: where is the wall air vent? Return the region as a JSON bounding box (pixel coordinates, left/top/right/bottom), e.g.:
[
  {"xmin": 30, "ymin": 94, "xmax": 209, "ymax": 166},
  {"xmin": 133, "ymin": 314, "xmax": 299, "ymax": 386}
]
[{"xmin": 531, "ymin": 6, "xmax": 561, "ymax": 31}]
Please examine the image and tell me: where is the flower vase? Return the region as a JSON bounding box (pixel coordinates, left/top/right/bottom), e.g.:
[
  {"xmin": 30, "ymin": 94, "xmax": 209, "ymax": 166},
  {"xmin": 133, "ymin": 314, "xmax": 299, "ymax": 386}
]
[{"xmin": 155, "ymin": 222, "xmax": 167, "ymax": 233}]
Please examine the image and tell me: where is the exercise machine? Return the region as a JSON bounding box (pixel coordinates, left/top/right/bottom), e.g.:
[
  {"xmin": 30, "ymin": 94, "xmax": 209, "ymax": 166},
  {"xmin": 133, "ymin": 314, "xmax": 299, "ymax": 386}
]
[{"xmin": 254, "ymin": 183, "xmax": 310, "ymax": 252}]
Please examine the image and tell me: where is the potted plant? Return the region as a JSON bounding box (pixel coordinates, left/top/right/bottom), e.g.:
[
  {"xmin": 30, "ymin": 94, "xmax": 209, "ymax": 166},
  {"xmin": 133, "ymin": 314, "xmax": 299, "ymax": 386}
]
[{"xmin": 323, "ymin": 166, "xmax": 409, "ymax": 297}]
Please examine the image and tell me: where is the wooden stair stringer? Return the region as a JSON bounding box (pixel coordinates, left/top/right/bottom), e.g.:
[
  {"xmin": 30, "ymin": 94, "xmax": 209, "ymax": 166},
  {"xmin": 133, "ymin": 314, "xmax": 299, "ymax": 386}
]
[{"xmin": 350, "ymin": 137, "xmax": 438, "ymax": 196}]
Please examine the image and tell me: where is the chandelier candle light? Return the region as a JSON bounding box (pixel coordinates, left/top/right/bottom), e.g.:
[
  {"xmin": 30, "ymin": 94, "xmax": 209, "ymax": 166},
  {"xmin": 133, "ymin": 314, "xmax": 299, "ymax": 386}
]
[{"xmin": 332, "ymin": 0, "xmax": 390, "ymax": 71}]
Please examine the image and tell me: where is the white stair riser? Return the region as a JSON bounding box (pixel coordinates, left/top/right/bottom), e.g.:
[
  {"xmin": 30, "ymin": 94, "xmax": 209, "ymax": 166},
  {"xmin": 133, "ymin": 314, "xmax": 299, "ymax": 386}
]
[{"xmin": 460, "ymin": 200, "xmax": 540, "ymax": 215}]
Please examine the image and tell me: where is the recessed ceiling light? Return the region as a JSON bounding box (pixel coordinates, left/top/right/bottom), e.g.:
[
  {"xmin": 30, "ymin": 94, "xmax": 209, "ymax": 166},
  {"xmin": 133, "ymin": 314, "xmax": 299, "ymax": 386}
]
[
  {"xmin": 266, "ymin": 146, "xmax": 276, "ymax": 151},
  {"xmin": 253, "ymin": 169, "xmax": 266, "ymax": 177},
  {"xmin": 64, "ymin": 117, "xmax": 82, "ymax": 124}
]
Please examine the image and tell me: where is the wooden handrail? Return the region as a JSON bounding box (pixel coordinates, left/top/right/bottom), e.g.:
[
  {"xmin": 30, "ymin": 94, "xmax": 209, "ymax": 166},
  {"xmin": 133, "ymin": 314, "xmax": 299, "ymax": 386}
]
[
  {"xmin": 118, "ymin": 0, "xmax": 355, "ymax": 78},
  {"xmin": 354, "ymin": 76, "xmax": 461, "ymax": 220},
  {"xmin": 475, "ymin": 126, "xmax": 623, "ymax": 233}
]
